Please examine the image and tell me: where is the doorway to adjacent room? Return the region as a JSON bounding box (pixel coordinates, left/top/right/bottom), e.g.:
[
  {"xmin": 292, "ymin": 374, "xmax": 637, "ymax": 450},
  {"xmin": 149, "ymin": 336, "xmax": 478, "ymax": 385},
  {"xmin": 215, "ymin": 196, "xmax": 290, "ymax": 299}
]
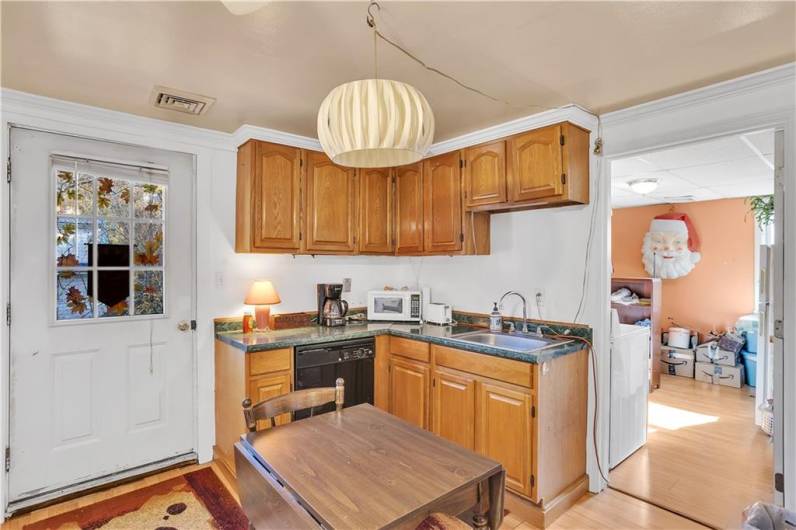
[{"xmin": 606, "ymin": 129, "xmax": 779, "ymax": 528}]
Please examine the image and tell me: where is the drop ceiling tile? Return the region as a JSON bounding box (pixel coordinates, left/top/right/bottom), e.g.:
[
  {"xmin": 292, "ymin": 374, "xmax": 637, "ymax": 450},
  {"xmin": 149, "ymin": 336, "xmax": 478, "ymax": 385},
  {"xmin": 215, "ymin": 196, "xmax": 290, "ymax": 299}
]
[
  {"xmin": 641, "ymin": 135, "xmax": 750, "ymax": 170},
  {"xmin": 705, "ymin": 179, "xmax": 775, "ymax": 198},
  {"xmin": 741, "ymin": 129, "xmax": 775, "ymax": 156},
  {"xmin": 672, "ymin": 156, "xmax": 773, "ymax": 186},
  {"xmin": 611, "ymin": 156, "xmax": 659, "ymax": 178}
]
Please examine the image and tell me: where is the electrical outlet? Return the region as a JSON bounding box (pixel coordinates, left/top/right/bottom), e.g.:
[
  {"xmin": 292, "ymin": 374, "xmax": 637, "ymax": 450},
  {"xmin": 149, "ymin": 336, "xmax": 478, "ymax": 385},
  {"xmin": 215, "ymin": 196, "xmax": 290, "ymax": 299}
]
[
  {"xmin": 342, "ymin": 278, "xmax": 352, "ymax": 292},
  {"xmin": 215, "ymin": 272, "xmax": 224, "ymax": 288}
]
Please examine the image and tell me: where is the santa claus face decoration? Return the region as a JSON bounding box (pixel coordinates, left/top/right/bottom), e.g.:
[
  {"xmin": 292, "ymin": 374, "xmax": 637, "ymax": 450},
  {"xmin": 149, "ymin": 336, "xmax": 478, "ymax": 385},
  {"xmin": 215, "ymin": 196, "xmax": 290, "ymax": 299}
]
[{"xmin": 642, "ymin": 213, "xmax": 701, "ymax": 279}]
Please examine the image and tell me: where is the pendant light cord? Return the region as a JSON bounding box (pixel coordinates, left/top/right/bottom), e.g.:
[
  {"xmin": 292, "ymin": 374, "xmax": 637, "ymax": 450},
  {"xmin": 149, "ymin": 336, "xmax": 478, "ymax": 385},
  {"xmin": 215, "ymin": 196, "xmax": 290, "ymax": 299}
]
[{"xmin": 365, "ymin": 0, "xmax": 559, "ymax": 113}]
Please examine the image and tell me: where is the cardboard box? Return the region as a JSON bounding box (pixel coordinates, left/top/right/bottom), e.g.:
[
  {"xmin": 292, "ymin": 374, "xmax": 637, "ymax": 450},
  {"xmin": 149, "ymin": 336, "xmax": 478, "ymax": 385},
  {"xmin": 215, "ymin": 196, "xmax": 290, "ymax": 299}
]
[
  {"xmin": 660, "ymin": 347, "xmax": 695, "ymax": 378},
  {"xmin": 695, "ymin": 342, "xmax": 739, "ymax": 367},
  {"xmin": 695, "ymin": 361, "xmax": 745, "ymax": 388}
]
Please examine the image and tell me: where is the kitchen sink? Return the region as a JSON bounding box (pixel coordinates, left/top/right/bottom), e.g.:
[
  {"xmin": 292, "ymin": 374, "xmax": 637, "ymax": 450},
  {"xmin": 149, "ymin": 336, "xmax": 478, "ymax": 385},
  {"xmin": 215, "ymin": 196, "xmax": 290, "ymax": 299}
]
[{"xmin": 451, "ymin": 330, "xmax": 567, "ymax": 353}]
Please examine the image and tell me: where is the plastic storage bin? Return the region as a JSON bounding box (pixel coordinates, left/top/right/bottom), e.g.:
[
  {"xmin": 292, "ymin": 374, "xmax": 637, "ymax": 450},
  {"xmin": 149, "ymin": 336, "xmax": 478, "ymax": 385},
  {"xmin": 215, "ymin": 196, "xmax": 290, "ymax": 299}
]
[
  {"xmin": 743, "ymin": 330, "xmax": 759, "ymax": 353},
  {"xmin": 741, "ymin": 350, "xmax": 757, "ymax": 387}
]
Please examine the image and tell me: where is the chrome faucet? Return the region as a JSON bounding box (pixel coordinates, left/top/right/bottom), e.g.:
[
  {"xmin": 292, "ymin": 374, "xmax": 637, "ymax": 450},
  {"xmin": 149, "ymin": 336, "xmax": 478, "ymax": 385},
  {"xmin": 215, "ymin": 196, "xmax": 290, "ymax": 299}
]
[{"xmin": 498, "ymin": 291, "xmax": 531, "ymax": 333}]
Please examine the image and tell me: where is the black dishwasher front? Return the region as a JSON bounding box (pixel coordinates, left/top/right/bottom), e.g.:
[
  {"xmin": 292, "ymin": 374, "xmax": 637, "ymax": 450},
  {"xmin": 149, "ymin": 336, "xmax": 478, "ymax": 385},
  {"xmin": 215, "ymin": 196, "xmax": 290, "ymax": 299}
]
[{"xmin": 293, "ymin": 338, "xmax": 375, "ymax": 420}]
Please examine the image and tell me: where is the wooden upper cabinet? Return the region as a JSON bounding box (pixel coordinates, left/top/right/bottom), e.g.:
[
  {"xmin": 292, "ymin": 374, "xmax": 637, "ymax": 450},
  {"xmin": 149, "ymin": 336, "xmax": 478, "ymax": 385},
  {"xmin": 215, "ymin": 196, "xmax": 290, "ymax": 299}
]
[
  {"xmin": 475, "ymin": 381, "xmax": 533, "ymax": 497},
  {"xmin": 464, "ymin": 141, "xmax": 507, "ymax": 208},
  {"xmin": 304, "ymin": 150, "xmax": 358, "ymax": 254},
  {"xmin": 358, "ymin": 168, "xmax": 393, "ymax": 254},
  {"xmin": 507, "ymin": 122, "xmax": 590, "ymax": 207},
  {"xmin": 432, "ymin": 368, "xmax": 476, "ymax": 450},
  {"xmin": 508, "ymin": 125, "xmax": 564, "ymax": 203},
  {"xmin": 394, "ymin": 163, "xmax": 424, "ymax": 255},
  {"xmin": 389, "ymin": 356, "xmax": 429, "ymax": 429},
  {"xmin": 236, "ymin": 140, "xmax": 302, "ymax": 252},
  {"xmin": 423, "ymin": 152, "xmax": 463, "ymax": 254}
]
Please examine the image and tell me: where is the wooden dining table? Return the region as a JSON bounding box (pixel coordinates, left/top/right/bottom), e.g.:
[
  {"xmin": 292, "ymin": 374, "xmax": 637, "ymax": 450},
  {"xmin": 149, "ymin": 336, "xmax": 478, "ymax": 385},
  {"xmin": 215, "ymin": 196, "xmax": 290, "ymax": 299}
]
[{"xmin": 234, "ymin": 404, "xmax": 505, "ymax": 530}]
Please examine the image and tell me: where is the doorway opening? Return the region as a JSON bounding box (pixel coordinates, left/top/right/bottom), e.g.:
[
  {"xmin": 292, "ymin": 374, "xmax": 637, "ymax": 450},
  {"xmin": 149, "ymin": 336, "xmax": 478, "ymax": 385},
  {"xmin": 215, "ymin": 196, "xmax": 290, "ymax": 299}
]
[{"xmin": 606, "ymin": 129, "xmax": 778, "ymax": 528}]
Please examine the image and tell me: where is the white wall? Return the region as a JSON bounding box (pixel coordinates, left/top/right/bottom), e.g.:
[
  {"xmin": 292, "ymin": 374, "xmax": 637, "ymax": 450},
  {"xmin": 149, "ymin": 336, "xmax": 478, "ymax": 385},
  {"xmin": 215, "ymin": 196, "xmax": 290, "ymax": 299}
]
[{"xmin": 416, "ymin": 205, "xmax": 594, "ymax": 322}]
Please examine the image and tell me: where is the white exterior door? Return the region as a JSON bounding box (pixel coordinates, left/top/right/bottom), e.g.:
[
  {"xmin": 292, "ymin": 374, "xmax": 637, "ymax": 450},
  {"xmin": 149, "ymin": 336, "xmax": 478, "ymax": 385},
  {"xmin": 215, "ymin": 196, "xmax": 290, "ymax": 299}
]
[{"xmin": 7, "ymin": 127, "xmax": 196, "ymax": 506}]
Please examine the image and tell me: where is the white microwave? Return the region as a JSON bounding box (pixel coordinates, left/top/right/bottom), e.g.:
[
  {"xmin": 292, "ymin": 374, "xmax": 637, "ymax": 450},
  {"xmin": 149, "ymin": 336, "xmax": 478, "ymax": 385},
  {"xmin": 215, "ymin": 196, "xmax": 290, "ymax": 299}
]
[{"xmin": 367, "ymin": 290, "xmax": 422, "ymax": 322}]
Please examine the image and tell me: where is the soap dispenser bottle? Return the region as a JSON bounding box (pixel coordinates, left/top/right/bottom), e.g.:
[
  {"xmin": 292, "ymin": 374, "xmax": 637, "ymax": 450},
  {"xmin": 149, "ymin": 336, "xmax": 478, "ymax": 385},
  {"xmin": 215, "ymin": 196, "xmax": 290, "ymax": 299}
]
[{"xmin": 489, "ymin": 302, "xmax": 502, "ymax": 332}]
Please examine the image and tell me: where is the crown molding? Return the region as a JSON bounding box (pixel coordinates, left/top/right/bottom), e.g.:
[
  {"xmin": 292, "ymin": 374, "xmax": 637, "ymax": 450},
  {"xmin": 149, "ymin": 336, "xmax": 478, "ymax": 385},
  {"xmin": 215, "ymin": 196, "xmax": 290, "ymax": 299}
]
[
  {"xmin": 232, "ymin": 124, "xmax": 322, "ymax": 151},
  {"xmin": 1, "ymin": 88, "xmax": 234, "ymax": 151},
  {"xmin": 601, "ymin": 62, "xmax": 796, "ymax": 126},
  {"xmin": 426, "ymin": 104, "xmax": 599, "ymax": 156}
]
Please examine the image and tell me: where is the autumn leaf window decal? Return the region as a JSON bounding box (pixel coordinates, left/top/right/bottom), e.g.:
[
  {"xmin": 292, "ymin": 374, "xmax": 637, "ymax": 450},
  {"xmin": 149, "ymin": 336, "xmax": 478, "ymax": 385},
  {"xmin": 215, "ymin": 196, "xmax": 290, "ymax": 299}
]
[{"xmin": 54, "ymin": 164, "xmax": 166, "ymax": 321}]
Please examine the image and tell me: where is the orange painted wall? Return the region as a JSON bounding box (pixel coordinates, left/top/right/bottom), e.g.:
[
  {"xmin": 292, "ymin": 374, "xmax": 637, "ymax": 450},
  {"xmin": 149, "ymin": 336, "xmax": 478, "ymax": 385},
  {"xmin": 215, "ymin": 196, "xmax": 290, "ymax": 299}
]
[{"xmin": 612, "ymin": 198, "xmax": 756, "ymax": 337}]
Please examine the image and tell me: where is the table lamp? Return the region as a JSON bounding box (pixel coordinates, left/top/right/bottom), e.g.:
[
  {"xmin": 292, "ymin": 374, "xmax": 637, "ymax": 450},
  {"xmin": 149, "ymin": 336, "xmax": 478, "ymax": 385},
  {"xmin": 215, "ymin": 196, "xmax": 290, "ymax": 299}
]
[{"xmin": 245, "ymin": 280, "xmax": 281, "ymax": 330}]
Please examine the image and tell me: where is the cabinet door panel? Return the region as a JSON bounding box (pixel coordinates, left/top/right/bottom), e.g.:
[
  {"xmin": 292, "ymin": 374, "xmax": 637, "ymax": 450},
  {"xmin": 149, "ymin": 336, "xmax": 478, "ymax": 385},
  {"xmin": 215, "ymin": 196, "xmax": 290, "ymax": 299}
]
[
  {"xmin": 249, "ymin": 372, "xmax": 292, "ymax": 431},
  {"xmin": 389, "ymin": 357, "xmax": 429, "ymax": 429},
  {"xmin": 423, "ymin": 152, "xmax": 463, "ymax": 253},
  {"xmin": 508, "ymin": 125, "xmax": 563, "ymax": 203},
  {"xmin": 252, "ymin": 142, "xmax": 302, "ymax": 250},
  {"xmin": 464, "ymin": 141, "xmax": 506, "ymax": 207},
  {"xmin": 359, "ymin": 168, "xmax": 393, "ymax": 254},
  {"xmin": 395, "ymin": 164, "xmax": 424, "ymax": 255},
  {"xmin": 476, "ymin": 381, "xmax": 532, "ymax": 497},
  {"xmin": 305, "ymin": 151, "xmax": 357, "ymax": 253},
  {"xmin": 432, "ymin": 368, "xmax": 476, "ymax": 450}
]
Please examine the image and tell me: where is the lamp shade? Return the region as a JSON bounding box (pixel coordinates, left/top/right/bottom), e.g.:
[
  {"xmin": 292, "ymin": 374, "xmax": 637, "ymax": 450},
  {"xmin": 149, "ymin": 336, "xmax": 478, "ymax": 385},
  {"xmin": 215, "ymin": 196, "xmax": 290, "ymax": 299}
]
[
  {"xmin": 244, "ymin": 280, "xmax": 281, "ymax": 306},
  {"xmin": 317, "ymin": 79, "xmax": 435, "ymax": 168}
]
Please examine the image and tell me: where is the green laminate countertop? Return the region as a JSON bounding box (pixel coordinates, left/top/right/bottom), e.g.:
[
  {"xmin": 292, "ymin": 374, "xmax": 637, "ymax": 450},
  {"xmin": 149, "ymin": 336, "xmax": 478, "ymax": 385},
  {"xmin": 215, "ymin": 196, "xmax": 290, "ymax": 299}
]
[{"xmin": 215, "ymin": 321, "xmax": 587, "ymax": 364}]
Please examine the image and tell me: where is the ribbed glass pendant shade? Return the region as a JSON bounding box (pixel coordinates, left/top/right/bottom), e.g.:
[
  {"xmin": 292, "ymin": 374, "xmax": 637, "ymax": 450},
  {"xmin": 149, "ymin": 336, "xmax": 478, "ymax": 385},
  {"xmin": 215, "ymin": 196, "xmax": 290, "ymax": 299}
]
[{"xmin": 317, "ymin": 79, "xmax": 435, "ymax": 168}]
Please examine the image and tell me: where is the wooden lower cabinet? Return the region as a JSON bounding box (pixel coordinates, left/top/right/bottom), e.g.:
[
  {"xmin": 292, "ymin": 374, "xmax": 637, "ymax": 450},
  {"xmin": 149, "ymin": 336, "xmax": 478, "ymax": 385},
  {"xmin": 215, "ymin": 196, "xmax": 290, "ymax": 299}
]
[
  {"xmin": 475, "ymin": 381, "xmax": 533, "ymax": 497},
  {"xmin": 385, "ymin": 340, "xmax": 586, "ymax": 527},
  {"xmin": 214, "ymin": 340, "xmax": 293, "ymax": 477},
  {"xmin": 431, "ymin": 367, "xmax": 476, "ymax": 449},
  {"xmin": 249, "ymin": 372, "xmax": 292, "ymax": 431},
  {"xmin": 389, "ymin": 356, "xmax": 429, "ymax": 429}
]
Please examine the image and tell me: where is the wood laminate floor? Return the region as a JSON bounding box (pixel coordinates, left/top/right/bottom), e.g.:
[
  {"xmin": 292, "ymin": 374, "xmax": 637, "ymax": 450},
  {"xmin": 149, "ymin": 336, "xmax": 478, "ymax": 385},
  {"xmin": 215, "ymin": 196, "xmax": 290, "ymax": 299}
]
[
  {"xmin": 3, "ymin": 460, "xmax": 705, "ymax": 530},
  {"xmin": 609, "ymin": 374, "xmax": 773, "ymax": 529}
]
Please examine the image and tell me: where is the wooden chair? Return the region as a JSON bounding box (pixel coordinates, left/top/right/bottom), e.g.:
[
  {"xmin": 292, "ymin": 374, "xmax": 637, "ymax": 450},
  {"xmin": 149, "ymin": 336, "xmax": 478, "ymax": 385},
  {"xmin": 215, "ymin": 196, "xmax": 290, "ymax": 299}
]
[{"xmin": 242, "ymin": 377, "xmax": 344, "ymax": 432}]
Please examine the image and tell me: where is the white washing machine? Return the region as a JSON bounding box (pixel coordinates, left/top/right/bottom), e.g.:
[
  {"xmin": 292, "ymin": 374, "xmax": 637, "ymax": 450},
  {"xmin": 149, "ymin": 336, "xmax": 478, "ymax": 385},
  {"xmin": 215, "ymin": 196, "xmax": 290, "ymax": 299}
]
[{"xmin": 609, "ymin": 309, "xmax": 651, "ymax": 469}]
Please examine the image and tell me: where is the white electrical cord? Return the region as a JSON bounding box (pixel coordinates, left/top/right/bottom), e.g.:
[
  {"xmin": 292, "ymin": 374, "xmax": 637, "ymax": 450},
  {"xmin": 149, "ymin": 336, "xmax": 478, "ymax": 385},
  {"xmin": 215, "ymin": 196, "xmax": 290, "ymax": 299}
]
[{"xmin": 573, "ymin": 117, "xmax": 604, "ymax": 324}]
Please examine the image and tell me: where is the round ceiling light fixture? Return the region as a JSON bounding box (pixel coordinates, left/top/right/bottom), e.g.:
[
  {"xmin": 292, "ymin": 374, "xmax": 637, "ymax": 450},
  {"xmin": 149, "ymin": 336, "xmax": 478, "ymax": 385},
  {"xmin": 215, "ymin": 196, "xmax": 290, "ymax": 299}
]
[
  {"xmin": 317, "ymin": 2, "xmax": 434, "ymax": 168},
  {"xmin": 628, "ymin": 178, "xmax": 659, "ymax": 195},
  {"xmin": 220, "ymin": 1, "xmax": 268, "ymax": 16},
  {"xmin": 317, "ymin": 79, "xmax": 434, "ymax": 168}
]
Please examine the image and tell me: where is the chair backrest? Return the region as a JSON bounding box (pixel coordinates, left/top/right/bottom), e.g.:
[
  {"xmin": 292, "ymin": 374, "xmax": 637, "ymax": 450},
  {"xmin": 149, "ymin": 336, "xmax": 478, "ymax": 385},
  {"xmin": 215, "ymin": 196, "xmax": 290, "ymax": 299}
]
[{"xmin": 242, "ymin": 377, "xmax": 344, "ymax": 432}]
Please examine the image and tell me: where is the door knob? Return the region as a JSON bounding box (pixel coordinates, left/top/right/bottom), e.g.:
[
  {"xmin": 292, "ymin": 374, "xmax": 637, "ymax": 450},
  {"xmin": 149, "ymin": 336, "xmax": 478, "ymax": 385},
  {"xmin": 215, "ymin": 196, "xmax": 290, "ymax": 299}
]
[{"xmin": 177, "ymin": 321, "xmax": 191, "ymax": 332}]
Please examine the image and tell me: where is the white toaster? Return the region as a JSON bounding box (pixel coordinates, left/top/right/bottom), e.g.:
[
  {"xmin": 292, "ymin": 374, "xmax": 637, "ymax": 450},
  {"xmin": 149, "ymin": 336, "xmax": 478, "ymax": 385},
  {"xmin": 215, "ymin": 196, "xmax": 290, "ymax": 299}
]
[{"xmin": 425, "ymin": 303, "xmax": 452, "ymax": 325}]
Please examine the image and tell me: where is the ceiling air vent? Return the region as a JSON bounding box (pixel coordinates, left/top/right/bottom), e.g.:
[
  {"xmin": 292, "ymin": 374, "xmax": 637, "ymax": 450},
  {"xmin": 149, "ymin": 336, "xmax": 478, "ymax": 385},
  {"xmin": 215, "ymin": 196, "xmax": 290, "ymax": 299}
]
[{"xmin": 150, "ymin": 86, "xmax": 215, "ymax": 116}]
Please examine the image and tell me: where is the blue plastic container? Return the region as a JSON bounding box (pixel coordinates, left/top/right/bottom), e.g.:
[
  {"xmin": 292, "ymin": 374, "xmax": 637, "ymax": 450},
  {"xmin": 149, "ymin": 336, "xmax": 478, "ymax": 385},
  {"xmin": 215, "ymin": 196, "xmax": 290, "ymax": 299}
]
[
  {"xmin": 744, "ymin": 331, "xmax": 759, "ymax": 353},
  {"xmin": 741, "ymin": 350, "xmax": 757, "ymax": 387}
]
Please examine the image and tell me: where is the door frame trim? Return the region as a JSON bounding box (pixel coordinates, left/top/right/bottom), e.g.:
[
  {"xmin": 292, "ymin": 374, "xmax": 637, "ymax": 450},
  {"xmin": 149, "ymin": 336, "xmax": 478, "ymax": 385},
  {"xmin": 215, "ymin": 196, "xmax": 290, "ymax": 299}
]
[
  {"xmin": 0, "ymin": 97, "xmax": 217, "ymax": 514},
  {"xmin": 599, "ymin": 63, "xmax": 795, "ymax": 507}
]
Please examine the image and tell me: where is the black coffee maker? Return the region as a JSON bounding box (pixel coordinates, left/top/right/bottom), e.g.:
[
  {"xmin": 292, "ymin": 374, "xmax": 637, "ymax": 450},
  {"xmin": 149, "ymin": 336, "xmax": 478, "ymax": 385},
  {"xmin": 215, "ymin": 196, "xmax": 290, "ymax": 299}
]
[{"xmin": 317, "ymin": 283, "xmax": 348, "ymax": 327}]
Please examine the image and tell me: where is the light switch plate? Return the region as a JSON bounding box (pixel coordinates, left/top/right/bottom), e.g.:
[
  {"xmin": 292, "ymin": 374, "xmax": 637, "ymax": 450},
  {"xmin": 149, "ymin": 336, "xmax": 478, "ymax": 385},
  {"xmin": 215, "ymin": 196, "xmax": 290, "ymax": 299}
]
[{"xmin": 342, "ymin": 278, "xmax": 352, "ymax": 292}]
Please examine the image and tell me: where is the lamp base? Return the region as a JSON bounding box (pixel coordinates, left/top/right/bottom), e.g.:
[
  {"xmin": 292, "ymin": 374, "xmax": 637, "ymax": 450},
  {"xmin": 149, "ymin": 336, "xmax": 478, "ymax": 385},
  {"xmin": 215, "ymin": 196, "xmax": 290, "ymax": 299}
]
[{"xmin": 254, "ymin": 305, "xmax": 271, "ymax": 331}]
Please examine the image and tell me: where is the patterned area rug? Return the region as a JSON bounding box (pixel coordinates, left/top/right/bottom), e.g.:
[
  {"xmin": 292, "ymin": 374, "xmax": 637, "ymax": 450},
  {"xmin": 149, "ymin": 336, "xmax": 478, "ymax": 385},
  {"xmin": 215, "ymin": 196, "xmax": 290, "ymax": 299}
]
[{"xmin": 24, "ymin": 468, "xmax": 248, "ymax": 530}]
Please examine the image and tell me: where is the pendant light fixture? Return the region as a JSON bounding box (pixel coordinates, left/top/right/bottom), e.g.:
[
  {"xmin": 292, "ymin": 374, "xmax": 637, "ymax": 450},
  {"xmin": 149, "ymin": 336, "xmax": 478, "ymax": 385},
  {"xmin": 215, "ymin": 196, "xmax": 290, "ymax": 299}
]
[{"xmin": 317, "ymin": 2, "xmax": 434, "ymax": 168}]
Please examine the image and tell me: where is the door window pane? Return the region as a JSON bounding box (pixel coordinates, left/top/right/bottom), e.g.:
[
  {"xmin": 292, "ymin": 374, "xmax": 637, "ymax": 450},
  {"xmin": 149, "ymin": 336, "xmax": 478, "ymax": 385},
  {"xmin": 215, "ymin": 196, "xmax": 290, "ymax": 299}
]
[
  {"xmin": 56, "ymin": 218, "xmax": 93, "ymax": 267},
  {"xmin": 97, "ymin": 176, "xmax": 130, "ymax": 218},
  {"xmin": 134, "ymin": 271, "xmax": 163, "ymax": 315},
  {"xmin": 98, "ymin": 270, "xmax": 130, "ymax": 317},
  {"xmin": 133, "ymin": 183, "xmax": 164, "ymax": 219},
  {"xmin": 56, "ymin": 271, "xmax": 93, "ymax": 320},
  {"xmin": 133, "ymin": 223, "xmax": 163, "ymax": 266},
  {"xmin": 97, "ymin": 221, "xmax": 130, "ymax": 267}
]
